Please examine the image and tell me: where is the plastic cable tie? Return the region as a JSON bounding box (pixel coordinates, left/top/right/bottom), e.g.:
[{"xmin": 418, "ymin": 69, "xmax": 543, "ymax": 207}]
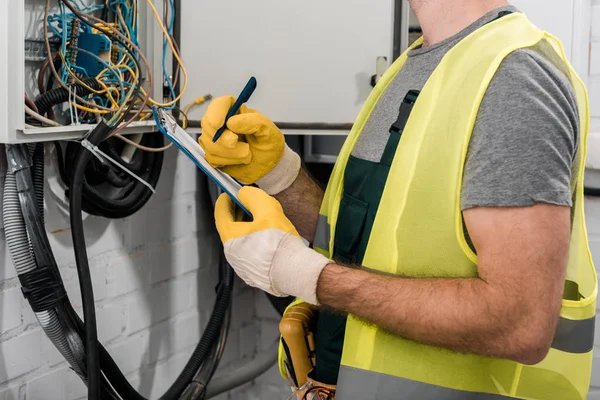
[
  {"xmin": 73, "ymin": 87, "xmax": 80, "ymax": 126},
  {"xmin": 80, "ymin": 139, "xmax": 105, "ymax": 164},
  {"xmin": 80, "ymin": 139, "xmax": 156, "ymax": 194},
  {"xmin": 68, "ymin": 87, "xmax": 75, "ymax": 126}
]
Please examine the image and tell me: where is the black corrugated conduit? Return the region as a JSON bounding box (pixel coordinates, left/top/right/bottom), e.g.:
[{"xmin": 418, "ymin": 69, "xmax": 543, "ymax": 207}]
[{"xmin": 34, "ymin": 77, "xmax": 102, "ymax": 117}]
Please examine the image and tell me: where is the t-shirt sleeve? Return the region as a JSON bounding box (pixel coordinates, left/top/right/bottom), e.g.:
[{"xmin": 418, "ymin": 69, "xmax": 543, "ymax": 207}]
[{"xmin": 460, "ymin": 48, "xmax": 580, "ymax": 211}]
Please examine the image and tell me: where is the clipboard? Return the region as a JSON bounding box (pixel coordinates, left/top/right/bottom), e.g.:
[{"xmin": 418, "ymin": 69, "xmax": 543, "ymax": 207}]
[{"xmin": 152, "ymin": 107, "xmax": 252, "ymax": 218}]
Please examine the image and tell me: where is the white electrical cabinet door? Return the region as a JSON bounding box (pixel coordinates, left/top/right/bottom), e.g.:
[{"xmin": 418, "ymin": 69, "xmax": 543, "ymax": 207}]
[{"xmin": 179, "ymin": 0, "xmax": 395, "ymax": 125}]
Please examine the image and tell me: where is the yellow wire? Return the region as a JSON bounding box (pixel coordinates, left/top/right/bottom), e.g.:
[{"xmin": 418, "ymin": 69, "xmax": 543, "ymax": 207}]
[
  {"xmin": 131, "ymin": 0, "xmax": 137, "ymax": 31},
  {"xmin": 71, "ymin": 103, "xmax": 110, "ymax": 115},
  {"xmin": 144, "ymin": 0, "xmax": 188, "ymax": 107},
  {"xmin": 95, "ymin": 80, "xmax": 122, "ymax": 109},
  {"xmin": 182, "ymin": 95, "xmax": 212, "ymax": 129}
]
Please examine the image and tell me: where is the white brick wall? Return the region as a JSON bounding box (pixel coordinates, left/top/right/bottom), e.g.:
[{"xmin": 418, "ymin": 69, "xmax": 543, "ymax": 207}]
[{"xmin": 0, "ymin": 146, "xmax": 272, "ymax": 399}]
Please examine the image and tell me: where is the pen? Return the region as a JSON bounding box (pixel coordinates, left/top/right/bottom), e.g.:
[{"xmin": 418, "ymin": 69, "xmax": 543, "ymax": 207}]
[{"xmin": 212, "ymin": 76, "xmax": 258, "ymax": 143}]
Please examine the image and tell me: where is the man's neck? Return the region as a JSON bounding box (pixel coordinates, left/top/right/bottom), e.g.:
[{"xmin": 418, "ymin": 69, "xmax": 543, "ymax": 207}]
[{"xmin": 411, "ymin": 0, "xmax": 510, "ymax": 47}]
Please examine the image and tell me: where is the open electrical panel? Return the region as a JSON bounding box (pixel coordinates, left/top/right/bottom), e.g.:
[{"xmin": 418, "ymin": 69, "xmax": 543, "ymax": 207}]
[{"xmin": 2, "ymin": 0, "xmax": 169, "ymax": 143}]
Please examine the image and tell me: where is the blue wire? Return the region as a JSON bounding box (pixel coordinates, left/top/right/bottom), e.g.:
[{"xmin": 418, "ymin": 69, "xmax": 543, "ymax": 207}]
[
  {"xmin": 161, "ymin": 0, "xmax": 177, "ymax": 110},
  {"xmin": 47, "ymin": 0, "xmax": 142, "ymax": 121}
]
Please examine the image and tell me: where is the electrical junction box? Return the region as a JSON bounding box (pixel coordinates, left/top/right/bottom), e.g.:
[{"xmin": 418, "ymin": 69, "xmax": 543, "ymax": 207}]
[{"xmin": 0, "ymin": 0, "xmax": 165, "ymax": 144}]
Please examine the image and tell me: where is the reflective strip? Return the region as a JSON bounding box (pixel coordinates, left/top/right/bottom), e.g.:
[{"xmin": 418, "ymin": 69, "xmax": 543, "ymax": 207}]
[
  {"xmin": 313, "ymin": 214, "xmax": 330, "ymax": 251},
  {"xmin": 336, "ymin": 366, "xmax": 513, "ymax": 400},
  {"xmin": 551, "ymin": 316, "xmax": 595, "ymax": 354}
]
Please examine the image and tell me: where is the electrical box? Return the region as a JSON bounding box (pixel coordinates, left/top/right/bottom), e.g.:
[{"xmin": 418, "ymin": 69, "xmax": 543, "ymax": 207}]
[{"xmin": 0, "ymin": 0, "xmax": 166, "ymax": 144}]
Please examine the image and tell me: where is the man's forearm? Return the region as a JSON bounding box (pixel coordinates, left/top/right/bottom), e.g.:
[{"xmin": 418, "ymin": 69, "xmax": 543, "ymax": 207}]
[
  {"xmin": 316, "ymin": 264, "xmax": 556, "ymax": 364},
  {"xmin": 275, "ymin": 166, "xmax": 324, "ymax": 242}
]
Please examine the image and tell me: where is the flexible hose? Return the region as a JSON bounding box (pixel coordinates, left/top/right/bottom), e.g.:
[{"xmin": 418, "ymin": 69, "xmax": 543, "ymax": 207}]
[
  {"xmin": 32, "ymin": 143, "xmax": 45, "ymax": 218},
  {"xmin": 34, "ymin": 77, "xmax": 102, "ymax": 117},
  {"xmin": 3, "ymin": 172, "xmax": 37, "ymax": 275},
  {"xmin": 2, "ymin": 168, "xmax": 84, "ymax": 376}
]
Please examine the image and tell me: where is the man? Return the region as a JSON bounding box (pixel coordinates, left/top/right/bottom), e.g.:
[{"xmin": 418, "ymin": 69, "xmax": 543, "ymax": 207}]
[{"xmin": 199, "ymin": 1, "xmax": 596, "ymax": 399}]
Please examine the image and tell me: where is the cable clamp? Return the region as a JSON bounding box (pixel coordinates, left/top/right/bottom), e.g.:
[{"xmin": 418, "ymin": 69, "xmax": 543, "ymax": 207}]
[{"xmin": 80, "ymin": 139, "xmax": 157, "ymax": 194}]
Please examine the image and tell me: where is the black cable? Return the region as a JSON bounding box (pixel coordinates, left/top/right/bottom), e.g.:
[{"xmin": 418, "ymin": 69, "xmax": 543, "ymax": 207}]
[
  {"xmin": 96, "ymin": 256, "xmax": 234, "ymax": 400},
  {"xmin": 59, "ymin": 132, "xmax": 164, "ymax": 219},
  {"xmin": 69, "ymin": 123, "xmax": 112, "ymax": 400}
]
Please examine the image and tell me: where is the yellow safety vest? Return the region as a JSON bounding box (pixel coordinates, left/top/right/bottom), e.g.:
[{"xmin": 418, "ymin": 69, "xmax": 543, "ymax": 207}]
[{"xmin": 280, "ymin": 12, "xmax": 596, "ymax": 400}]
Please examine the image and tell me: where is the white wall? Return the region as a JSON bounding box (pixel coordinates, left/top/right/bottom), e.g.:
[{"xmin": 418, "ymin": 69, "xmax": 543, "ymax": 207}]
[
  {"xmin": 0, "ymin": 146, "xmax": 284, "ymax": 400},
  {"xmin": 587, "ymin": 1, "xmax": 600, "ymax": 399},
  {"xmin": 591, "ymin": 0, "xmax": 600, "ymax": 132}
]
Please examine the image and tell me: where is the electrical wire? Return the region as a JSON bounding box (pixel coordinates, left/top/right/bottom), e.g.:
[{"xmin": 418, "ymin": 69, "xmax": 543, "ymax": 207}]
[
  {"xmin": 39, "ymin": 0, "xmax": 188, "ymax": 134},
  {"xmin": 58, "ymin": 0, "xmax": 151, "ymax": 128},
  {"xmin": 25, "ymin": 94, "xmax": 39, "ymax": 114},
  {"xmin": 44, "ymin": 0, "xmax": 115, "ymax": 112},
  {"xmin": 38, "ymin": 53, "xmax": 59, "ymax": 95},
  {"xmin": 25, "ymin": 105, "xmax": 63, "ymax": 127},
  {"xmin": 182, "ymin": 95, "xmax": 212, "ymax": 129},
  {"xmin": 140, "ymin": 0, "xmax": 187, "ymax": 108},
  {"xmin": 114, "ymin": 133, "xmax": 173, "ymax": 152}
]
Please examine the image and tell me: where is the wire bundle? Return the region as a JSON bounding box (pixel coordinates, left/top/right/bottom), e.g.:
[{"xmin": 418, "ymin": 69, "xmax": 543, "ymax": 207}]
[{"xmin": 31, "ymin": 0, "xmax": 188, "ymax": 134}]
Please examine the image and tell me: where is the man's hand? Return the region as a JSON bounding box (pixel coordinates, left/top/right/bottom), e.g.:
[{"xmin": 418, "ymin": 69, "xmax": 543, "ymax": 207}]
[
  {"xmin": 200, "ymin": 96, "xmax": 301, "ymax": 195},
  {"xmin": 214, "ymin": 186, "xmax": 331, "ymax": 304},
  {"xmin": 316, "ymin": 204, "xmax": 570, "ymax": 365}
]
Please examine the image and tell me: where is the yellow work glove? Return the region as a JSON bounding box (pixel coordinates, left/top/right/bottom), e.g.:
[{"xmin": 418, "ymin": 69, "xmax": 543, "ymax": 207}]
[
  {"xmin": 200, "ymin": 96, "xmax": 301, "ymax": 195},
  {"xmin": 215, "ymin": 186, "xmax": 330, "ymax": 305}
]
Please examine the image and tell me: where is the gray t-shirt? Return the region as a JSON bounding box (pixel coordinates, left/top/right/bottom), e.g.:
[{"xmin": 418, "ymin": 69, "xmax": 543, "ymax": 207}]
[{"xmin": 352, "ymin": 6, "xmax": 579, "ymax": 215}]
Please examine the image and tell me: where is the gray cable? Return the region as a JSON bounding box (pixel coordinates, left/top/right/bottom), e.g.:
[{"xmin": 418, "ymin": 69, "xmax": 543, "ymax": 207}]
[
  {"xmin": 206, "ymin": 339, "xmax": 280, "ymax": 398},
  {"xmin": 2, "ymin": 154, "xmax": 84, "ymax": 376}
]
